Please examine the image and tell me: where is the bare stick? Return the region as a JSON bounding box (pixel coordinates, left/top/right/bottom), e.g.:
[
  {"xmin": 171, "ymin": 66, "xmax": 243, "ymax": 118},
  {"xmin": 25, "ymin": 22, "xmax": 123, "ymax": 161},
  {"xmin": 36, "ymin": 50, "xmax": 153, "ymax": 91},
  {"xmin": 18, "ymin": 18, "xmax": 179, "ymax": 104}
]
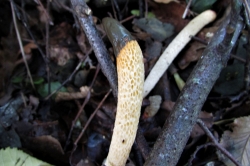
[{"xmin": 70, "ymin": 0, "xmax": 118, "ymax": 99}]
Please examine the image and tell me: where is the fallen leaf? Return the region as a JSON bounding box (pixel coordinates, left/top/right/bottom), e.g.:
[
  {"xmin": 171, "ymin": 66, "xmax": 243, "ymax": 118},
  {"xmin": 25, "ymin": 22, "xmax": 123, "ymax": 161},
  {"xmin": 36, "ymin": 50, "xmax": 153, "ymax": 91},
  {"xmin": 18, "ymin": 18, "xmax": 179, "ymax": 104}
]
[
  {"xmin": 143, "ymin": 95, "xmax": 162, "ymax": 119},
  {"xmin": 218, "ymin": 116, "xmax": 250, "ymax": 166}
]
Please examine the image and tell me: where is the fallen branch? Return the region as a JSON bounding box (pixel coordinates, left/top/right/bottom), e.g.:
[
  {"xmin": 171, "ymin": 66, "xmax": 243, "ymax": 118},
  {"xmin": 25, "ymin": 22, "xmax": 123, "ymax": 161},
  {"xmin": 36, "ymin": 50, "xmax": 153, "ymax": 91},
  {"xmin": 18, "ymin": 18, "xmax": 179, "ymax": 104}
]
[
  {"xmin": 144, "ymin": 0, "xmax": 244, "ymax": 165},
  {"xmin": 70, "ymin": 0, "xmax": 118, "ymax": 99}
]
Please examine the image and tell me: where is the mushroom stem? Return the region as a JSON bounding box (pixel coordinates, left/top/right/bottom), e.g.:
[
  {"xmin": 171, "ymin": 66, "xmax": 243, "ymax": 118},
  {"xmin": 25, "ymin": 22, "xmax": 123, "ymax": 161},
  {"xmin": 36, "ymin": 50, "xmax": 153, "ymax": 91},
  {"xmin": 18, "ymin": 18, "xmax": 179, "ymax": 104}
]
[
  {"xmin": 143, "ymin": 10, "xmax": 217, "ymax": 97},
  {"xmin": 103, "ymin": 18, "xmax": 144, "ymax": 166}
]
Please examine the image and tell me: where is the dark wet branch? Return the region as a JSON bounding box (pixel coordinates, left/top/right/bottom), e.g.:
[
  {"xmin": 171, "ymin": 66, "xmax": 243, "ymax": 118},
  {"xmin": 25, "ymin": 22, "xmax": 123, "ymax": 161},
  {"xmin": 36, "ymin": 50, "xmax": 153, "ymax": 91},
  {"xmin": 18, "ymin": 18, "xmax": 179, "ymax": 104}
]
[
  {"xmin": 70, "ymin": 0, "xmax": 118, "ymax": 99},
  {"xmin": 144, "ymin": 1, "xmax": 244, "ymax": 165}
]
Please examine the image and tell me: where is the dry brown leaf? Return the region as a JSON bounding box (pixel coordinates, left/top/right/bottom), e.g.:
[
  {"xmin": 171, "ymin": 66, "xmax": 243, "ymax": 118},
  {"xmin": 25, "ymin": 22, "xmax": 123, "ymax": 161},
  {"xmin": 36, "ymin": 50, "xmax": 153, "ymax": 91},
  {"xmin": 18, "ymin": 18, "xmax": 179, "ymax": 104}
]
[
  {"xmin": 218, "ymin": 116, "xmax": 250, "ymax": 166},
  {"xmin": 23, "ymin": 42, "xmax": 38, "ymax": 55},
  {"xmin": 152, "ymin": 2, "xmax": 189, "ymax": 33}
]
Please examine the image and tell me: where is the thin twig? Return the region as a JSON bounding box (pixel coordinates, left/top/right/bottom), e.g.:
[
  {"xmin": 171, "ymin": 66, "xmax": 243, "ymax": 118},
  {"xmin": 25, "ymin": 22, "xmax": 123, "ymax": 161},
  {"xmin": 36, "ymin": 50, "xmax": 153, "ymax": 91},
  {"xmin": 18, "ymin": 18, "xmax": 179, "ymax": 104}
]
[
  {"xmin": 139, "ymin": 0, "xmax": 144, "ymax": 18},
  {"xmin": 12, "ymin": 2, "xmax": 52, "ymax": 95},
  {"xmin": 64, "ymin": 65, "xmax": 100, "ymax": 151},
  {"xmin": 13, "ymin": 2, "xmax": 49, "ymax": 64},
  {"xmin": 10, "ymin": 0, "xmax": 35, "ymax": 90},
  {"xmin": 136, "ymin": 127, "xmax": 150, "ymax": 160},
  {"xmin": 37, "ymin": 0, "xmax": 53, "ymax": 25},
  {"xmin": 197, "ymin": 119, "xmax": 242, "ymax": 166},
  {"xmin": 190, "ymin": 35, "xmax": 208, "ymax": 45},
  {"xmin": 120, "ymin": 15, "xmax": 136, "ymax": 24},
  {"xmin": 243, "ymin": 0, "xmax": 250, "ymax": 20},
  {"xmin": 74, "ymin": 89, "xmax": 112, "ymax": 145},
  {"xmin": 188, "ymin": 142, "xmax": 214, "ymax": 166},
  {"xmin": 46, "ymin": 0, "xmax": 51, "ymax": 95},
  {"xmin": 111, "ymin": 0, "xmax": 122, "ymax": 20},
  {"xmin": 182, "ymin": 0, "xmax": 193, "ymax": 19}
]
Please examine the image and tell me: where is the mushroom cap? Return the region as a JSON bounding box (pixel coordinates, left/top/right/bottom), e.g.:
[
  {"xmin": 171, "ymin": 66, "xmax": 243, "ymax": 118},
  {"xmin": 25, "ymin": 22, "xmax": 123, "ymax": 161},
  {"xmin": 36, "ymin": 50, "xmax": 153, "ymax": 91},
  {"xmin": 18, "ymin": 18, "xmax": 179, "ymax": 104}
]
[{"xmin": 102, "ymin": 17, "xmax": 134, "ymax": 57}]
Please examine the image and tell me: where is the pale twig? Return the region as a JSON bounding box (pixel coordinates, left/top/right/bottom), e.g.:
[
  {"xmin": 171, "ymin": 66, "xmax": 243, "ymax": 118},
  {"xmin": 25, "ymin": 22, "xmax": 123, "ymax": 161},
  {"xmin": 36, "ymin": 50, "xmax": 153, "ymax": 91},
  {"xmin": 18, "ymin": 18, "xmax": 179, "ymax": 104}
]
[{"xmin": 143, "ymin": 10, "xmax": 217, "ymax": 97}]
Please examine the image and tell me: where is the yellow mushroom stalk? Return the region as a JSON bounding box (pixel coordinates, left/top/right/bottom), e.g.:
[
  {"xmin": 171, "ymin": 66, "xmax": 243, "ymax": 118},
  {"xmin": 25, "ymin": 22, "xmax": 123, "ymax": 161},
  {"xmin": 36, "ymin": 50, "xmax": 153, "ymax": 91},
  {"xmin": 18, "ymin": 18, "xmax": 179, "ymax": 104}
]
[{"xmin": 102, "ymin": 18, "xmax": 144, "ymax": 166}]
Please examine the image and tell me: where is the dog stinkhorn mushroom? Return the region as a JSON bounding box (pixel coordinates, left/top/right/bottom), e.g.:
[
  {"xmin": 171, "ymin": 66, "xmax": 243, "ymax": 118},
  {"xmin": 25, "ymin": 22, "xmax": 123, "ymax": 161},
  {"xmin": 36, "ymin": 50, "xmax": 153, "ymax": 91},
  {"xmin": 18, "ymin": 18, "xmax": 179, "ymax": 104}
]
[{"xmin": 102, "ymin": 17, "xmax": 144, "ymax": 166}]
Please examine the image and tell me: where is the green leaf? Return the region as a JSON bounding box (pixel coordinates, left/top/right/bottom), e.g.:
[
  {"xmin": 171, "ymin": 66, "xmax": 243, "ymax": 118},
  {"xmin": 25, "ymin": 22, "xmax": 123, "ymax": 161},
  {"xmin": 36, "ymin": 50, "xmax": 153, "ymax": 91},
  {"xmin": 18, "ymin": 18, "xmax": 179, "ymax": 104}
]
[
  {"xmin": 147, "ymin": 12, "xmax": 155, "ymax": 19},
  {"xmin": 131, "ymin": 10, "xmax": 140, "ymax": 16},
  {"xmin": 38, "ymin": 82, "xmax": 67, "ymax": 98},
  {"xmin": 11, "ymin": 76, "xmax": 24, "ymax": 83},
  {"xmin": 33, "ymin": 77, "xmax": 44, "ymax": 85},
  {"xmin": 187, "ymin": 0, "xmax": 217, "ymax": 13},
  {"xmin": 0, "ymin": 147, "xmax": 53, "ymax": 166},
  {"xmin": 131, "ymin": 10, "xmax": 155, "ymax": 18}
]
